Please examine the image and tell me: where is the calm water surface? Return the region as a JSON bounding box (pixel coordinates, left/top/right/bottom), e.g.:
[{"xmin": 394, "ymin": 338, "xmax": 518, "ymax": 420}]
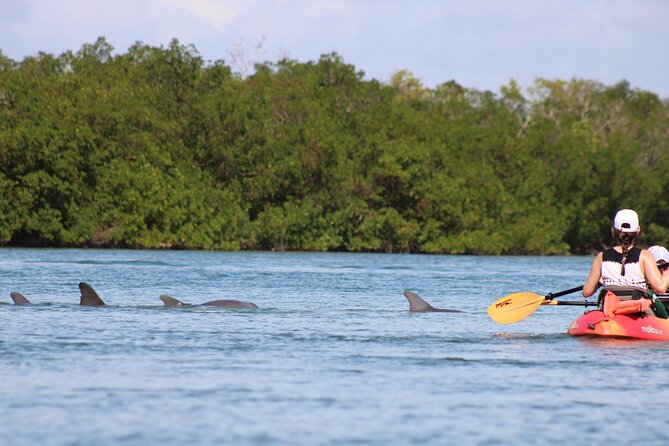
[{"xmin": 2, "ymin": 249, "xmax": 669, "ymax": 445}]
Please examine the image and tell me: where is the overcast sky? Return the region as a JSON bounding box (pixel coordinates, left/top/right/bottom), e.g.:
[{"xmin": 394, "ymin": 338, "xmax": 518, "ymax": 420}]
[{"xmin": 2, "ymin": 0, "xmax": 668, "ymax": 97}]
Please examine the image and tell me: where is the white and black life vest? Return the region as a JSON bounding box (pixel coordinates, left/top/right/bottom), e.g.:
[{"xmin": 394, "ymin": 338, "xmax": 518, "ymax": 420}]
[{"xmin": 601, "ymin": 247, "xmax": 647, "ymax": 291}]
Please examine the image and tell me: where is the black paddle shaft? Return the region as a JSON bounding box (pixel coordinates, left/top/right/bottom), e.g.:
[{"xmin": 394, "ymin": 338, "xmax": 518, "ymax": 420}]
[
  {"xmin": 554, "ymin": 300, "xmax": 598, "ymax": 307},
  {"xmin": 545, "ymin": 286, "xmax": 585, "ymax": 300}
]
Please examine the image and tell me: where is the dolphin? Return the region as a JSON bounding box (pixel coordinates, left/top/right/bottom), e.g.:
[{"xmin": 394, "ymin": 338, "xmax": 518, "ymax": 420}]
[
  {"xmin": 10, "ymin": 292, "xmax": 31, "ymax": 305},
  {"xmin": 160, "ymin": 295, "xmax": 258, "ymax": 309},
  {"xmin": 79, "ymin": 282, "xmax": 107, "ymax": 307},
  {"xmin": 403, "ymin": 290, "xmax": 462, "ymax": 313}
]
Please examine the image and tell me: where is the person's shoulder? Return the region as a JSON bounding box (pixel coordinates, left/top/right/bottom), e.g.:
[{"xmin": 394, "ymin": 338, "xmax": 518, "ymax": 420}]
[{"xmin": 639, "ymin": 248, "xmax": 655, "ymax": 261}]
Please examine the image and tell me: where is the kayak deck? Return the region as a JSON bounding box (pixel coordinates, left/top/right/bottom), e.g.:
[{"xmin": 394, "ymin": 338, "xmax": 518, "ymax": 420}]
[{"xmin": 568, "ymin": 310, "xmax": 669, "ymax": 341}]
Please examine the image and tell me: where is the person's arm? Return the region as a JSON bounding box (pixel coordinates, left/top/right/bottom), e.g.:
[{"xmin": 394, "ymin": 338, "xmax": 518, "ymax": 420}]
[
  {"xmin": 583, "ymin": 252, "xmax": 603, "ymax": 297},
  {"xmin": 641, "ymin": 250, "xmax": 669, "ymax": 293}
]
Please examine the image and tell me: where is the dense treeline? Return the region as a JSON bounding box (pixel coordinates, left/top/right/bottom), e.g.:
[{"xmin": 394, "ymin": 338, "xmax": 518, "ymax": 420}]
[{"xmin": 1, "ymin": 37, "xmax": 669, "ymax": 254}]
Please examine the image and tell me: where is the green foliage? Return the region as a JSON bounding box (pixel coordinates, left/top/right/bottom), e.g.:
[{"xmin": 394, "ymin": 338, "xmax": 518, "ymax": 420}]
[{"xmin": 1, "ymin": 38, "xmax": 668, "ymax": 253}]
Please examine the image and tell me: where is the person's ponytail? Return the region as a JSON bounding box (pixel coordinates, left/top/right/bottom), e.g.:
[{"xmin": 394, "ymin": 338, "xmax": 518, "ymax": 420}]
[{"xmin": 612, "ymin": 228, "xmax": 637, "ymax": 276}]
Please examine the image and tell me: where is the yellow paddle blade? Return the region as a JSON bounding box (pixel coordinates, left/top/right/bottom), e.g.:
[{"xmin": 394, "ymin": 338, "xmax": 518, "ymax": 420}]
[{"xmin": 487, "ymin": 292, "xmax": 546, "ymax": 324}]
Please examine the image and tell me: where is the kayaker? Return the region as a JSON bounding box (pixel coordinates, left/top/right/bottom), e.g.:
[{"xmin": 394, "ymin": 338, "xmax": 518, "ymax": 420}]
[
  {"xmin": 582, "ymin": 209, "xmax": 669, "ymax": 314},
  {"xmin": 648, "ymin": 245, "xmax": 669, "ymax": 318},
  {"xmin": 648, "ymin": 245, "xmax": 669, "ymax": 271}
]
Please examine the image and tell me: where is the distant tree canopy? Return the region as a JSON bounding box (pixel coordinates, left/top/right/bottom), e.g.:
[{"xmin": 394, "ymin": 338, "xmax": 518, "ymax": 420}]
[{"xmin": 1, "ymin": 37, "xmax": 668, "ymax": 254}]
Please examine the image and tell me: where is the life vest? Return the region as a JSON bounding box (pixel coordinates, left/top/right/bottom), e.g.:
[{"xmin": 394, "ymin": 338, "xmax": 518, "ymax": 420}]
[
  {"xmin": 601, "ymin": 247, "xmax": 646, "ymax": 291},
  {"xmin": 601, "ymin": 289, "xmax": 651, "ymax": 317}
]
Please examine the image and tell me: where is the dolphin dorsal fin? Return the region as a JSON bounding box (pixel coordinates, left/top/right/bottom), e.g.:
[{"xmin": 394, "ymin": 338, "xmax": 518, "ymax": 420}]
[
  {"xmin": 10, "ymin": 292, "xmax": 30, "ymax": 305},
  {"xmin": 79, "ymin": 282, "xmax": 106, "ymax": 307},
  {"xmin": 160, "ymin": 295, "xmax": 187, "ymax": 307},
  {"xmin": 403, "ymin": 290, "xmax": 434, "ymax": 312}
]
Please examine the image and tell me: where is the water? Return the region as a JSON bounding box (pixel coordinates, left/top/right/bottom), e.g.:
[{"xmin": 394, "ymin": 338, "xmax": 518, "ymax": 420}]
[{"xmin": 2, "ymin": 249, "xmax": 669, "ymax": 445}]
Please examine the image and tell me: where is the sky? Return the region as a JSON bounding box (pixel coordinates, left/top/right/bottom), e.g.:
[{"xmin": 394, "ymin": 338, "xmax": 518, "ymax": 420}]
[{"xmin": 1, "ymin": 0, "xmax": 668, "ymax": 98}]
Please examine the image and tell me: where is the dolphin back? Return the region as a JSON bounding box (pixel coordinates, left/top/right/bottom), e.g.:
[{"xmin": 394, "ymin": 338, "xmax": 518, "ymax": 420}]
[
  {"xmin": 79, "ymin": 282, "xmax": 106, "ymax": 307},
  {"xmin": 10, "ymin": 292, "xmax": 30, "ymax": 305},
  {"xmin": 160, "ymin": 295, "xmax": 189, "ymax": 307},
  {"xmin": 201, "ymin": 299, "xmax": 259, "ymax": 309}
]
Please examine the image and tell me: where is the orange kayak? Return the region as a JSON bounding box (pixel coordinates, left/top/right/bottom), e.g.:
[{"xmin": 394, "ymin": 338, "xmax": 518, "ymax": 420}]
[{"xmin": 567, "ymin": 310, "xmax": 669, "ymax": 340}]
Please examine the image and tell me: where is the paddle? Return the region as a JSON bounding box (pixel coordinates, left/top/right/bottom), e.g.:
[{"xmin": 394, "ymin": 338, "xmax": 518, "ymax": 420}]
[
  {"xmin": 486, "ymin": 292, "xmax": 563, "ymax": 324},
  {"xmin": 488, "ymin": 261, "xmax": 669, "ymax": 324},
  {"xmin": 487, "ymin": 282, "xmax": 600, "ymax": 324}
]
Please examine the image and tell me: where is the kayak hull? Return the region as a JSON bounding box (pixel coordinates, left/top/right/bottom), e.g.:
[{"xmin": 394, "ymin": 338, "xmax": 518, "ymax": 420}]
[{"xmin": 568, "ymin": 310, "xmax": 669, "ymax": 341}]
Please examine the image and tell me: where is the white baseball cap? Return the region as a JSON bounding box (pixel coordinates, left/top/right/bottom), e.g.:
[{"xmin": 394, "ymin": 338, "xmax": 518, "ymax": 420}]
[
  {"xmin": 649, "ymin": 245, "xmax": 669, "ymax": 263},
  {"xmin": 613, "ymin": 209, "xmax": 640, "ymax": 233}
]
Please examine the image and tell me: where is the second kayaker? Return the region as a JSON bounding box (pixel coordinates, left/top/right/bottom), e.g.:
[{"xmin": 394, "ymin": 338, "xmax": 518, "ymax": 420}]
[{"xmin": 648, "ymin": 245, "xmax": 669, "ymax": 318}]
